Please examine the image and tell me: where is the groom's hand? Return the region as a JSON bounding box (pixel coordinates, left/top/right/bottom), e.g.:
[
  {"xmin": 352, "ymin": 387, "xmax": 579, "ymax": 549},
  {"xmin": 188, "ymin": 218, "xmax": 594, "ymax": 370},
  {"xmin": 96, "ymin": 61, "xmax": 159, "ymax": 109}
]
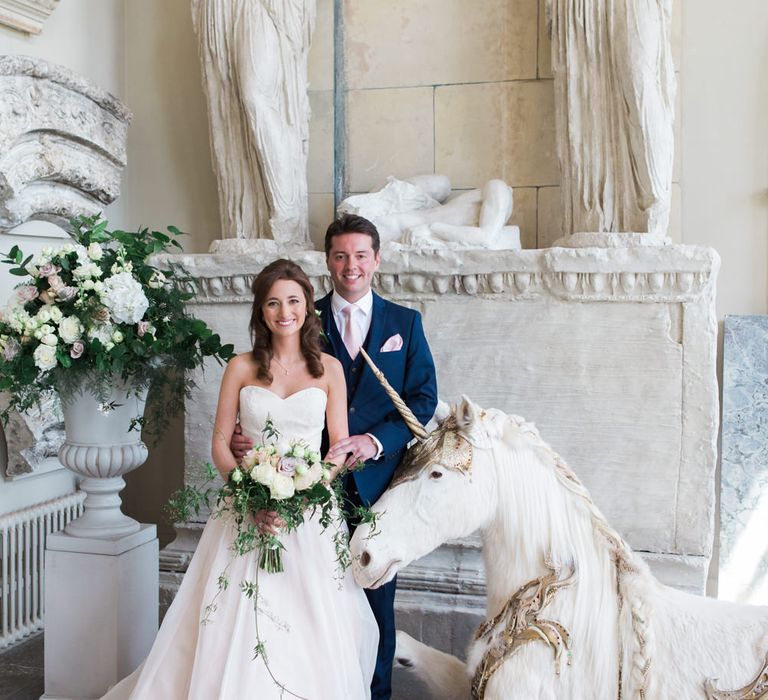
[
  {"xmin": 230, "ymin": 424, "xmax": 253, "ymax": 459},
  {"xmin": 328, "ymin": 434, "xmax": 378, "ymax": 469}
]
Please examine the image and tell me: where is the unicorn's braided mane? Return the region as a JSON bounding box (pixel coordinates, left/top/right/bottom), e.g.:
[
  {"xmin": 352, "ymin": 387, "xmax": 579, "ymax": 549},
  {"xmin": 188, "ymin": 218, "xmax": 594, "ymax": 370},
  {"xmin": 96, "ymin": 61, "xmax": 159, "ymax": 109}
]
[{"xmin": 502, "ymin": 414, "xmax": 655, "ymax": 699}]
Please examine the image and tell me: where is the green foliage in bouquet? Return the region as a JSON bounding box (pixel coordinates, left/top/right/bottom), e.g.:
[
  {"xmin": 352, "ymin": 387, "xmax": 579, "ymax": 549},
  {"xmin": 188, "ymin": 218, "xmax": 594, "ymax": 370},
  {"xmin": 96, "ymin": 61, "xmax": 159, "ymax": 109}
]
[{"xmin": 0, "ymin": 215, "xmax": 235, "ymax": 441}]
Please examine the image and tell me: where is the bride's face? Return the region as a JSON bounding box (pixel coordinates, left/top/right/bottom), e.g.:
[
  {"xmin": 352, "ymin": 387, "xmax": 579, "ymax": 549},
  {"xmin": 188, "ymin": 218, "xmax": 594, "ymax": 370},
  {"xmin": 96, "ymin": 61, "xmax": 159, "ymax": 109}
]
[{"xmin": 262, "ymin": 279, "xmax": 307, "ymax": 338}]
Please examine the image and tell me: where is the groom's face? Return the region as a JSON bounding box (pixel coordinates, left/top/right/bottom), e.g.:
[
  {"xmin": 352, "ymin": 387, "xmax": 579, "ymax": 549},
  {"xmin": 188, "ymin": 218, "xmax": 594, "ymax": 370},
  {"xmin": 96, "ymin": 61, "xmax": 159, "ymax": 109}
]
[{"xmin": 326, "ymin": 232, "xmax": 381, "ymax": 303}]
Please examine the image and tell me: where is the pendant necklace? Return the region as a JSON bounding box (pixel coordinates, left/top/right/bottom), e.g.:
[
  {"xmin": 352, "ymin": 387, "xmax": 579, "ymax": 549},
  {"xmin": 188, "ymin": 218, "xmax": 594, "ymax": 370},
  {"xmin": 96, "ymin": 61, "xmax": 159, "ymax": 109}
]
[{"xmin": 272, "ymin": 357, "xmax": 296, "ymax": 375}]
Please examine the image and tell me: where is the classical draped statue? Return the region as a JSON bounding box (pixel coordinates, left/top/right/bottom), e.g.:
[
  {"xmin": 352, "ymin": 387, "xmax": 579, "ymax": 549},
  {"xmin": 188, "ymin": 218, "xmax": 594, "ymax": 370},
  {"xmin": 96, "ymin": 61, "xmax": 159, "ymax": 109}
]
[
  {"xmin": 191, "ymin": 0, "xmax": 315, "ymax": 245},
  {"xmin": 549, "ymin": 0, "xmax": 676, "ymax": 236}
]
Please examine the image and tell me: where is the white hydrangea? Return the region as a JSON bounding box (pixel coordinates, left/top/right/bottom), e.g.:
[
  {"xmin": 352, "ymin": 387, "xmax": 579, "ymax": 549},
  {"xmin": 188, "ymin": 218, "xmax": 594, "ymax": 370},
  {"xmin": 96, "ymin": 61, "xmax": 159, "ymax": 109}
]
[
  {"xmin": 33, "ymin": 343, "xmax": 57, "ymax": 372},
  {"xmin": 59, "ymin": 316, "xmax": 84, "ymax": 344},
  {"xmin": 87, "ymin": 323, "xmax": 115, "ymax": 346},
  {"xmin": 101, "ymin": 272, "xmax": 149, "ymax": 324}
]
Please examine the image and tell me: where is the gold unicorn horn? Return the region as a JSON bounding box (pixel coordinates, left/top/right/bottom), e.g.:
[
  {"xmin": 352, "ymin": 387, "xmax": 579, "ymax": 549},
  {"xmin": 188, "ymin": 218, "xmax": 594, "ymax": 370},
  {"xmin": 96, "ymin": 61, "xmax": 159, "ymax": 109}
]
[{"xmin": 359, "ymin": 347, "xmax": 429, "ymax": 440}]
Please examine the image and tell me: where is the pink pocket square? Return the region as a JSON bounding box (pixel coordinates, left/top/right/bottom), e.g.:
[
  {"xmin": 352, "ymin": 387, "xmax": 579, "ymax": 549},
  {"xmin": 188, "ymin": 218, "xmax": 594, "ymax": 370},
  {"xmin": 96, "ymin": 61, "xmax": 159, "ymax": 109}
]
[{"xmin": 380, "ymin": 334, "xmax": 403, "ymax": 352}]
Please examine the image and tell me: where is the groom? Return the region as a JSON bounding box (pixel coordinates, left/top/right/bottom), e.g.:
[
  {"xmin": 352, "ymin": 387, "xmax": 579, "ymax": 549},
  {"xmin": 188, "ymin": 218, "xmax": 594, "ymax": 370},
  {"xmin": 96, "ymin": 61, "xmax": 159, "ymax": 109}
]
[{"xmin": 318, "ymin": 214, "xmax": 437, "ymax": 700}]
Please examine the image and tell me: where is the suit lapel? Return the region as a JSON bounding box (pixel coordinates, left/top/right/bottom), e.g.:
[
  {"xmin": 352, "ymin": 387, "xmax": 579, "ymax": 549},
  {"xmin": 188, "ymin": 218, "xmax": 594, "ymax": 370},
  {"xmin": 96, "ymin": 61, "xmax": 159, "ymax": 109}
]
[{"xmin": 317, "ymin": 293, "xmax": 344, "ymax": 361}]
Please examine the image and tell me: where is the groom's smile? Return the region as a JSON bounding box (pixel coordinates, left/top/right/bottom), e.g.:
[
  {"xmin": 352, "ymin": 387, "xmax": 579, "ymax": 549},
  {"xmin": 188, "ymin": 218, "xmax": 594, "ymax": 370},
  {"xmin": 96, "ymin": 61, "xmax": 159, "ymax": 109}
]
[{"xmin": 326, "ymin": 232, "xmax": 381, "ymax": 303}]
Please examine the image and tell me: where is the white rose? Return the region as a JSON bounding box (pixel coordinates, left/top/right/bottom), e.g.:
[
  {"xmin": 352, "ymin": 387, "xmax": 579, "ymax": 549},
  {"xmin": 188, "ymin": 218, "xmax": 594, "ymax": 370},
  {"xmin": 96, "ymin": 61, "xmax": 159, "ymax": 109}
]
[
  {"xmin": 112, "ymin": 330, "xmax": 124, "ymax": 343},
  {"xmin": 275, "ymin": 440, "xmax": 291, "ymax": 457},
  {"xmin": 72, "ymin": 262, "xmax": 102, "ymax": 280},
  {"xmin": 251, "ymin": 462, "xmax": 275, "ymax": 486},
  {"xmin": 41, "ymin": 333, "xmax": 58, "ymax": 346},
  {"xmin": 101, "ymin": 272, "xmax": 149, "ymax": 324},
  {"xmin": 82, "ymin": 279, "xmax": 95, "ymax": 291},
  {"xmin": 36, "ymin": 308, "xmax": 51, "ymax": 324},
  {"xmin": 294, "ymin": 462, "xmax": 323, "ymax": 492},
  {"xmin": 33, "ymin": 343, "xmax": 57, "ymax": 372},
  {"xmin": 269, "ymin": 473, "xmax": 295, "ymax": 500},
  {"xmin": 87, "ymin": 243, "xmax": 103, "ymax": 260},
  {"xmin": 59, "ymin": 316, "xmax": 83, "ymax": 344},
  {"xmin": 93, "ymin": 280, "xmax": 105, "ymax": 294},
  {"xmin": 48, "ymin": 306, "xmax": 63, "ymax": 323}
]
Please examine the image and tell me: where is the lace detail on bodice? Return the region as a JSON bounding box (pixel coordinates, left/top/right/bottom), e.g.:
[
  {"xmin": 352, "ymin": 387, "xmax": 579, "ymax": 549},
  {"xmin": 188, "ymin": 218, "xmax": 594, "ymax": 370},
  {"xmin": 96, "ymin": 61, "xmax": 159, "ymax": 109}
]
[{"xmin": 238, "ymin": 386, "xmax": 327, "ymax": 452}]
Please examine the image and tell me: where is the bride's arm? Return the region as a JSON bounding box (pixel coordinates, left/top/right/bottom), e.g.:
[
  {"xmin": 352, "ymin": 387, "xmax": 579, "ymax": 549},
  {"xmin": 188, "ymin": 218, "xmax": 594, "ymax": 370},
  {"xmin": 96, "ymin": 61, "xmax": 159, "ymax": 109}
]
[
  {"xmin": 211, "ymin": 355, "xmax": 248, "ymax": 479},
  {"xmin": 323, "ymin": 355, "xmax": 349, "ymax": 481}
]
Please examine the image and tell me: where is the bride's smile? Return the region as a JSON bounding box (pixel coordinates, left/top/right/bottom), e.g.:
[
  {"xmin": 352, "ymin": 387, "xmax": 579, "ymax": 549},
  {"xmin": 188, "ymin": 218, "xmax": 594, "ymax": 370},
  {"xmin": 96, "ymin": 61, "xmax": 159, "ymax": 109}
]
[{"xmin": 262, "ymin": 279, "xmax": 307, "ymax": 337}]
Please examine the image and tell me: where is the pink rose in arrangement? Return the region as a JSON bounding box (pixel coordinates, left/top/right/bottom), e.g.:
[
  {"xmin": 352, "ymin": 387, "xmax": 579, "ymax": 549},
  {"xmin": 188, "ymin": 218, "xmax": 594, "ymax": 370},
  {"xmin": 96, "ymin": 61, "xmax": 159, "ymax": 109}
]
[
  {"xmin": 278, "ymin": 457, "xmax": 299, "ymax": 477},
  {"xmin": 16, "ymin": 286, "xmax": 38, "ymax": 302},
  {"xmin": 38, "ymin": 263, "xmax": 59, "ymax": 277},
  {"xmin": 56, "ymin": 286, "xmax": 77, "ymax": 302},
  {"xmin": 47, "ymin": 274, "xmax": 65, "ymax": 291},
  {"xmin": 137, "ymin": 320, "xmax": 150, "ymax": 337},
  {"xmin": 70, "ymin": 340, "xmax": 85, "ymax": 359}
]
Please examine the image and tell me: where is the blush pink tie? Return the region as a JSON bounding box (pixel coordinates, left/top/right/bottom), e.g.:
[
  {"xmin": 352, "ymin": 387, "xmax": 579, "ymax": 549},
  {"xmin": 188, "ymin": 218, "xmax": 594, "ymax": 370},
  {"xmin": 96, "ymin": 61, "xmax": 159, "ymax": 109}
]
[{"xmin": 341, "ymin": 304, "xmax": 362, "ymax": 360}]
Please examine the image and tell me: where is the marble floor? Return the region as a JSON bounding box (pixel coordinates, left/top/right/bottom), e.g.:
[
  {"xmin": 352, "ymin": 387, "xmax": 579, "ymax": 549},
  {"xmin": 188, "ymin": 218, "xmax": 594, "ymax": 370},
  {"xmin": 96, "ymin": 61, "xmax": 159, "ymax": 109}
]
[
  {"xmin": 0, "ymin": 634, "xmax": 44, "ymax": 700},
  {"xmin": 0, "ymin": 632, "xmax": 427, "ymax": 699}
]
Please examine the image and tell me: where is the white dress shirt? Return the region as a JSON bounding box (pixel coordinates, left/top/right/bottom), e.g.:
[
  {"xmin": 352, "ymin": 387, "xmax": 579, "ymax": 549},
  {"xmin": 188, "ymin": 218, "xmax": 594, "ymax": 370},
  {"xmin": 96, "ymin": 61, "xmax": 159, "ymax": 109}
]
[{"xmin": 330, "ymin": 290, "xmax": 383, "ymax": 460}]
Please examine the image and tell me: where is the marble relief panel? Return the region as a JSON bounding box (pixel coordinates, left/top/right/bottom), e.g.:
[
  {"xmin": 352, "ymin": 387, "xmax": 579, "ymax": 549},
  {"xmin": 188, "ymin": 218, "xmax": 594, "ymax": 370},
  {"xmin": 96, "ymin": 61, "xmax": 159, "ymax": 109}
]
[{"xmin": 720, "ymin": 315, "xmax": 768, "ymax": 604}]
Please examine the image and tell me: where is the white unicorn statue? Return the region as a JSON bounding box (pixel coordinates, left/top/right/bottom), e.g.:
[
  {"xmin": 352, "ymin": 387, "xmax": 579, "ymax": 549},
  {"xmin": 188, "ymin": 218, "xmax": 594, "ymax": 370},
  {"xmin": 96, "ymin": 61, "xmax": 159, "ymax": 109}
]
[{"xmin": 349, "ymin": 370, "xmax": 768, "ymax": 699}]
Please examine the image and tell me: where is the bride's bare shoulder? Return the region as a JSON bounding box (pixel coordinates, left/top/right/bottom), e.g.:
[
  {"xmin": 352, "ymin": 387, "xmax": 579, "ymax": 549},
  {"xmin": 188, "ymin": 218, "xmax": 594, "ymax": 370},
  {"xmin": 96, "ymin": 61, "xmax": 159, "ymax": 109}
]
[
  {"xmin": 226, "ymin": 352, "xmax": 257, "ymax": 379},
  {"xmin": 320, "ymin": 352, "xmax": 343, "ymax": 377}
]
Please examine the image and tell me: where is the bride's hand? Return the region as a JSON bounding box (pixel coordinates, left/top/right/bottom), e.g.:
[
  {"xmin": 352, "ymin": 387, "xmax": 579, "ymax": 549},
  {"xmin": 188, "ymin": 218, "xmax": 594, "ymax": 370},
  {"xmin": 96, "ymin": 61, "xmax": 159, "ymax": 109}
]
[{"xmin": 252, "ymin": 510, "xmax": 285, "ymax": 536}]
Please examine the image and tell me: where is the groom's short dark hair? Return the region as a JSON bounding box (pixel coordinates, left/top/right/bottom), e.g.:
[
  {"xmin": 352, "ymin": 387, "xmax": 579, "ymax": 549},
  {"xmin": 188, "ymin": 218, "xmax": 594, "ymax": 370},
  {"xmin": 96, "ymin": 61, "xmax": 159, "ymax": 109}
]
[{"xmin": 324, "ymin": 214, "xmax": 381, "ymax": 256}]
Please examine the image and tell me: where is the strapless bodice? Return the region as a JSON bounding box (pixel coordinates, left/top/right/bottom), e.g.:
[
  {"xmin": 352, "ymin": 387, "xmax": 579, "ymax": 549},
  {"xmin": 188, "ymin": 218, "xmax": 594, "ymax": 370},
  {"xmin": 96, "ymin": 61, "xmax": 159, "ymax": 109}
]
[{"xmin": 238, "ymin": 385, "xmax": 327, "ymax": 452}]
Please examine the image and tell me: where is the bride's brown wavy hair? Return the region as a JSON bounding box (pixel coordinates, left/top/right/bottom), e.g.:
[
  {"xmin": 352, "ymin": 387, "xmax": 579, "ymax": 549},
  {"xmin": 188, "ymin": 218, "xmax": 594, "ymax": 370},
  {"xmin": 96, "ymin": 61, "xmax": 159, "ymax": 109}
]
[{"xmin": 249, "ymin": 259, "xmax": 324, "ymax": 383}]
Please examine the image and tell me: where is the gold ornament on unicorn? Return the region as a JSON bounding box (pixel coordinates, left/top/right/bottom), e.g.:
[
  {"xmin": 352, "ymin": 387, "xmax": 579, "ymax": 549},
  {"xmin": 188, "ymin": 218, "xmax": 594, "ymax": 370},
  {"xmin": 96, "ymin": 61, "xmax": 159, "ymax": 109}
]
[{"xmin": 352, "ymin": 351, "xmax": 768, "ymax": 700}]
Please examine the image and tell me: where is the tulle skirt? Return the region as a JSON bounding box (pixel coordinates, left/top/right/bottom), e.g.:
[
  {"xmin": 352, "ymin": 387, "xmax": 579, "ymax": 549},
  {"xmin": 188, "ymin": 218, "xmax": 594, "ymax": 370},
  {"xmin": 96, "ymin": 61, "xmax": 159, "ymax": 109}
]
[{"xmin": 102, "ymin": 511, "xmax": 379, "ymax": 700}]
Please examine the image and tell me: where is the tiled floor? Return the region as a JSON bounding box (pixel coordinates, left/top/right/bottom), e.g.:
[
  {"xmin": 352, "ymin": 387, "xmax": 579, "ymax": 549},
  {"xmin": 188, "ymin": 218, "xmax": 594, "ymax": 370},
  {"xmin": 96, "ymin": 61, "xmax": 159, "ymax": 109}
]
[{"xmin": 0, "ymin": 634, "xmax": 44, "ymax": 700}]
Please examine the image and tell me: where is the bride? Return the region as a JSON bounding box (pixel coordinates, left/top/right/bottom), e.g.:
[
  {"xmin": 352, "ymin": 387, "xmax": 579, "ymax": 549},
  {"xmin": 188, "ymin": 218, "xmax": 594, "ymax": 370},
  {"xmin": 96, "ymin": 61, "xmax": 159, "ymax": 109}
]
[{"xmin": 103, "ymin": 259, "xmax": 379, "ymax": 699}]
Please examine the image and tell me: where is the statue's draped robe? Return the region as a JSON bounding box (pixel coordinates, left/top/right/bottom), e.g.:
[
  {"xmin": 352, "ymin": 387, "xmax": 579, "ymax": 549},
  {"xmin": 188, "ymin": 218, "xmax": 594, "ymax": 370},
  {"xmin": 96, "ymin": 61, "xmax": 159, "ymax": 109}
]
[
  {"xmin": 192, "ymin": 0, "xmax": 315, "ymax": 244},
  {"xmin": 550, "ymin": 0, "xmax": 675, "ymax": 235}
]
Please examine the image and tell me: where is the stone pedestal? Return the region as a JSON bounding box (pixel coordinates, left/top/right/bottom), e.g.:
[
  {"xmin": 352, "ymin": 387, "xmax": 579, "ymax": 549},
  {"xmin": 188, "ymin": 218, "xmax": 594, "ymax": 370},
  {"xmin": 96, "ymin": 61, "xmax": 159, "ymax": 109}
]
[{"xmin": 42, "ymin": 525, "xmax": 158, "ymax": 700}]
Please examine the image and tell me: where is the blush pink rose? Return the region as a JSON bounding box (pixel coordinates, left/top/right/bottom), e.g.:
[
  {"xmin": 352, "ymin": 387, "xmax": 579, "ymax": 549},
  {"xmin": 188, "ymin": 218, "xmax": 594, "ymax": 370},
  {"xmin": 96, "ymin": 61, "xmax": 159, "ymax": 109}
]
[
  {"xmin": 16, "ymin": 286, "xmax": 39, "ymax": 302},
  {"xmin": 70, "ymin": 340, "xmax": 85, "ymax": 359}
]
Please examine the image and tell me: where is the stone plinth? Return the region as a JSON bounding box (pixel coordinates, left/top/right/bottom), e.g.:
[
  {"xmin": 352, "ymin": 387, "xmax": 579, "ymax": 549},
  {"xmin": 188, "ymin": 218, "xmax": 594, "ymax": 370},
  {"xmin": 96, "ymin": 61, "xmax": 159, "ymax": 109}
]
[
  {"xmin": 43, "ymin": 526, "xmax": 158, "ymax": 699},
  {"xmin": 163, "ymin": 241, "xmax": 719, "ymax": 663}
]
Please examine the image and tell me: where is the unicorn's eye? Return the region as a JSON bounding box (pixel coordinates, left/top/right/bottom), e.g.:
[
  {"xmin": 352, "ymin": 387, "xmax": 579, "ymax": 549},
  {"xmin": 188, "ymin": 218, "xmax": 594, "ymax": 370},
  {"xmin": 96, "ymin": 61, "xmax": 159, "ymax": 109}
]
[{"xmin": 429, "ymin": 470, "xmax": 443, "ymax": 480}]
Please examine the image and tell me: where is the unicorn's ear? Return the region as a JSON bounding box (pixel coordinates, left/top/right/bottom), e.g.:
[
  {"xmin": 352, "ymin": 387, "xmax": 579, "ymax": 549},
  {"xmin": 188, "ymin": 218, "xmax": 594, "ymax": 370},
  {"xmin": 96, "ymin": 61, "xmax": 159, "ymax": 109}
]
[
  {"xmin": 456, "ymin": 395, "xmax": 480, "ymax": 430},
  {"xmin": 426, "ymin": 399, "xmax": 452, "ymax": 431}
]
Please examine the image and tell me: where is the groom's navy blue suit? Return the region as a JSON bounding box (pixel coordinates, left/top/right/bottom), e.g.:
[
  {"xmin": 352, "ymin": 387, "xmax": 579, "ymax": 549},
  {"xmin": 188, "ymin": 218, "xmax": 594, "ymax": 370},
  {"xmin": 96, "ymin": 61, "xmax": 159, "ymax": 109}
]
[{"xmin": 316, "ymin": 290, "xmax": 437, "ymax": 700}]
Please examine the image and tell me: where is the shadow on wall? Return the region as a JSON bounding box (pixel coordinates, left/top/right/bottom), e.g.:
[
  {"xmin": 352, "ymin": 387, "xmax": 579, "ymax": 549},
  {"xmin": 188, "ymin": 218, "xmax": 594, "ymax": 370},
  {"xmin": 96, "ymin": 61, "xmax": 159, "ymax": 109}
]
[{"xmin": 123, "ymin": 408, "xmax": 184, "ymax": 549}]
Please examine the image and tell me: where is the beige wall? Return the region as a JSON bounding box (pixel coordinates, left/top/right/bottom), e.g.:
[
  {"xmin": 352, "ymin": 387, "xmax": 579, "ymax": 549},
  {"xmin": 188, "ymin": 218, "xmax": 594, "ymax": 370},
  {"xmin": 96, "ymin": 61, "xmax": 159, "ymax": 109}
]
[
  {"xmin": 341, "ymin": 0, "xmax": 682, "ymax": 249},
  {"xmin": 681, "ymin": 0, "xmax": 768, "ymax": 320}
]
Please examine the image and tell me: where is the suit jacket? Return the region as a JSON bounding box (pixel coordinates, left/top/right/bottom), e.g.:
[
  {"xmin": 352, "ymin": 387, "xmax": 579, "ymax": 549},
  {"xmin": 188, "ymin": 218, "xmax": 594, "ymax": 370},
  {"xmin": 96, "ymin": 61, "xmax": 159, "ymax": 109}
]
[{"xmin": 316, "ymin": 291, "xmax": 438, "ymax": 505}]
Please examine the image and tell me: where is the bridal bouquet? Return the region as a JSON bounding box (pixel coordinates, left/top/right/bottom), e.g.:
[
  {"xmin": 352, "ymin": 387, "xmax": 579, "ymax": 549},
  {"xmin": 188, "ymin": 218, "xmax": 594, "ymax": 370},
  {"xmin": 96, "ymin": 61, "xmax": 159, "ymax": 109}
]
[{"xmin": 168, "ymin": 418, "xmax": 375, "ymax": 574}]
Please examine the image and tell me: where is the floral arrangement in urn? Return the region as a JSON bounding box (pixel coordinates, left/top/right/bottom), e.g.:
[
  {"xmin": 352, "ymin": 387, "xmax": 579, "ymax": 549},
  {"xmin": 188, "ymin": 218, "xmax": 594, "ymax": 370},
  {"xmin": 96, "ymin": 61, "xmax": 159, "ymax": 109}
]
[{"xmin": 0, "ymin": 215, "xmax": 234, "ymax": 439}]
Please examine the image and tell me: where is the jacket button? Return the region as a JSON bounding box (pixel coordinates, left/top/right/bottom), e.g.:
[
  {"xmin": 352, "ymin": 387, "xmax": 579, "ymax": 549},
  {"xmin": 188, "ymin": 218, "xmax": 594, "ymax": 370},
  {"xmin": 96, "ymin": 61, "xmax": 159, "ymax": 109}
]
[{"xmin": 350, "ymin": 407, "xmax": 356, "ymax": 414}]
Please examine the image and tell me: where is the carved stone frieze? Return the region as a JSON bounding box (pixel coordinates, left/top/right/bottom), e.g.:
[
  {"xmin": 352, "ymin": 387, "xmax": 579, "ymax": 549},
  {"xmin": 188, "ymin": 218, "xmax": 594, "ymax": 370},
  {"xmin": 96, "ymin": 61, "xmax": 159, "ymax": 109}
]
[
  {"xmin": 172, "ymin": 244, "xmax": 719, "ymax": 306},
  {"xmin": 0, "ymin": 0, "xmax": 59, "ymax": 35},
  {"xmin": 0, "ymin": 392, "xmax": 64, "ymax": 476},
  {"xmin": 0, "ymin": 55, "xmax": 132, "ymax": 230}
]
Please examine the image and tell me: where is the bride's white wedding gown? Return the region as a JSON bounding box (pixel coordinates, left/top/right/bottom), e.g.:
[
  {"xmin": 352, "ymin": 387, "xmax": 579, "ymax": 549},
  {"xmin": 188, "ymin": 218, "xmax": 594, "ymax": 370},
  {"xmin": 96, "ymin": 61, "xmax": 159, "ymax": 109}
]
[{"xmin": 103, "ymin": 386, "xmax": 379, "ymax": 700}]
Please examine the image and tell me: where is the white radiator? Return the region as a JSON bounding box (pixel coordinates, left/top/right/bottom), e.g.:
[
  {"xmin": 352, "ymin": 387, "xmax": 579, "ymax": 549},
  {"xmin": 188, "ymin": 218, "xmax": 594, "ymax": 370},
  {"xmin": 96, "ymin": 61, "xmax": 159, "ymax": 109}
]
[{"xmin": 0, "ymin": 492, "xmax": 85, "ymax": 648}]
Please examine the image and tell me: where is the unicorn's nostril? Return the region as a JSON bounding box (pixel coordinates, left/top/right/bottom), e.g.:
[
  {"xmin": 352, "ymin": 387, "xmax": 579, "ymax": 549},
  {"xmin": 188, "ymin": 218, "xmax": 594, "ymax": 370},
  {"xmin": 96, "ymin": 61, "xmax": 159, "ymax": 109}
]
[{"xmin": 360, "ymin": 551, "xmax": 371, "ymax": 567}]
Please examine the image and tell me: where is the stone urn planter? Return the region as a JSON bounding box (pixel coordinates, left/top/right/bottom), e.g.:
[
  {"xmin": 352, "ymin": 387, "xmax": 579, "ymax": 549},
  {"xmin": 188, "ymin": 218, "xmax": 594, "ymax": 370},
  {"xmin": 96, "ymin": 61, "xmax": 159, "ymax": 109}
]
[{"xmin": 58, "ymin": 380, "xmax": 148, "ymax": 539}]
